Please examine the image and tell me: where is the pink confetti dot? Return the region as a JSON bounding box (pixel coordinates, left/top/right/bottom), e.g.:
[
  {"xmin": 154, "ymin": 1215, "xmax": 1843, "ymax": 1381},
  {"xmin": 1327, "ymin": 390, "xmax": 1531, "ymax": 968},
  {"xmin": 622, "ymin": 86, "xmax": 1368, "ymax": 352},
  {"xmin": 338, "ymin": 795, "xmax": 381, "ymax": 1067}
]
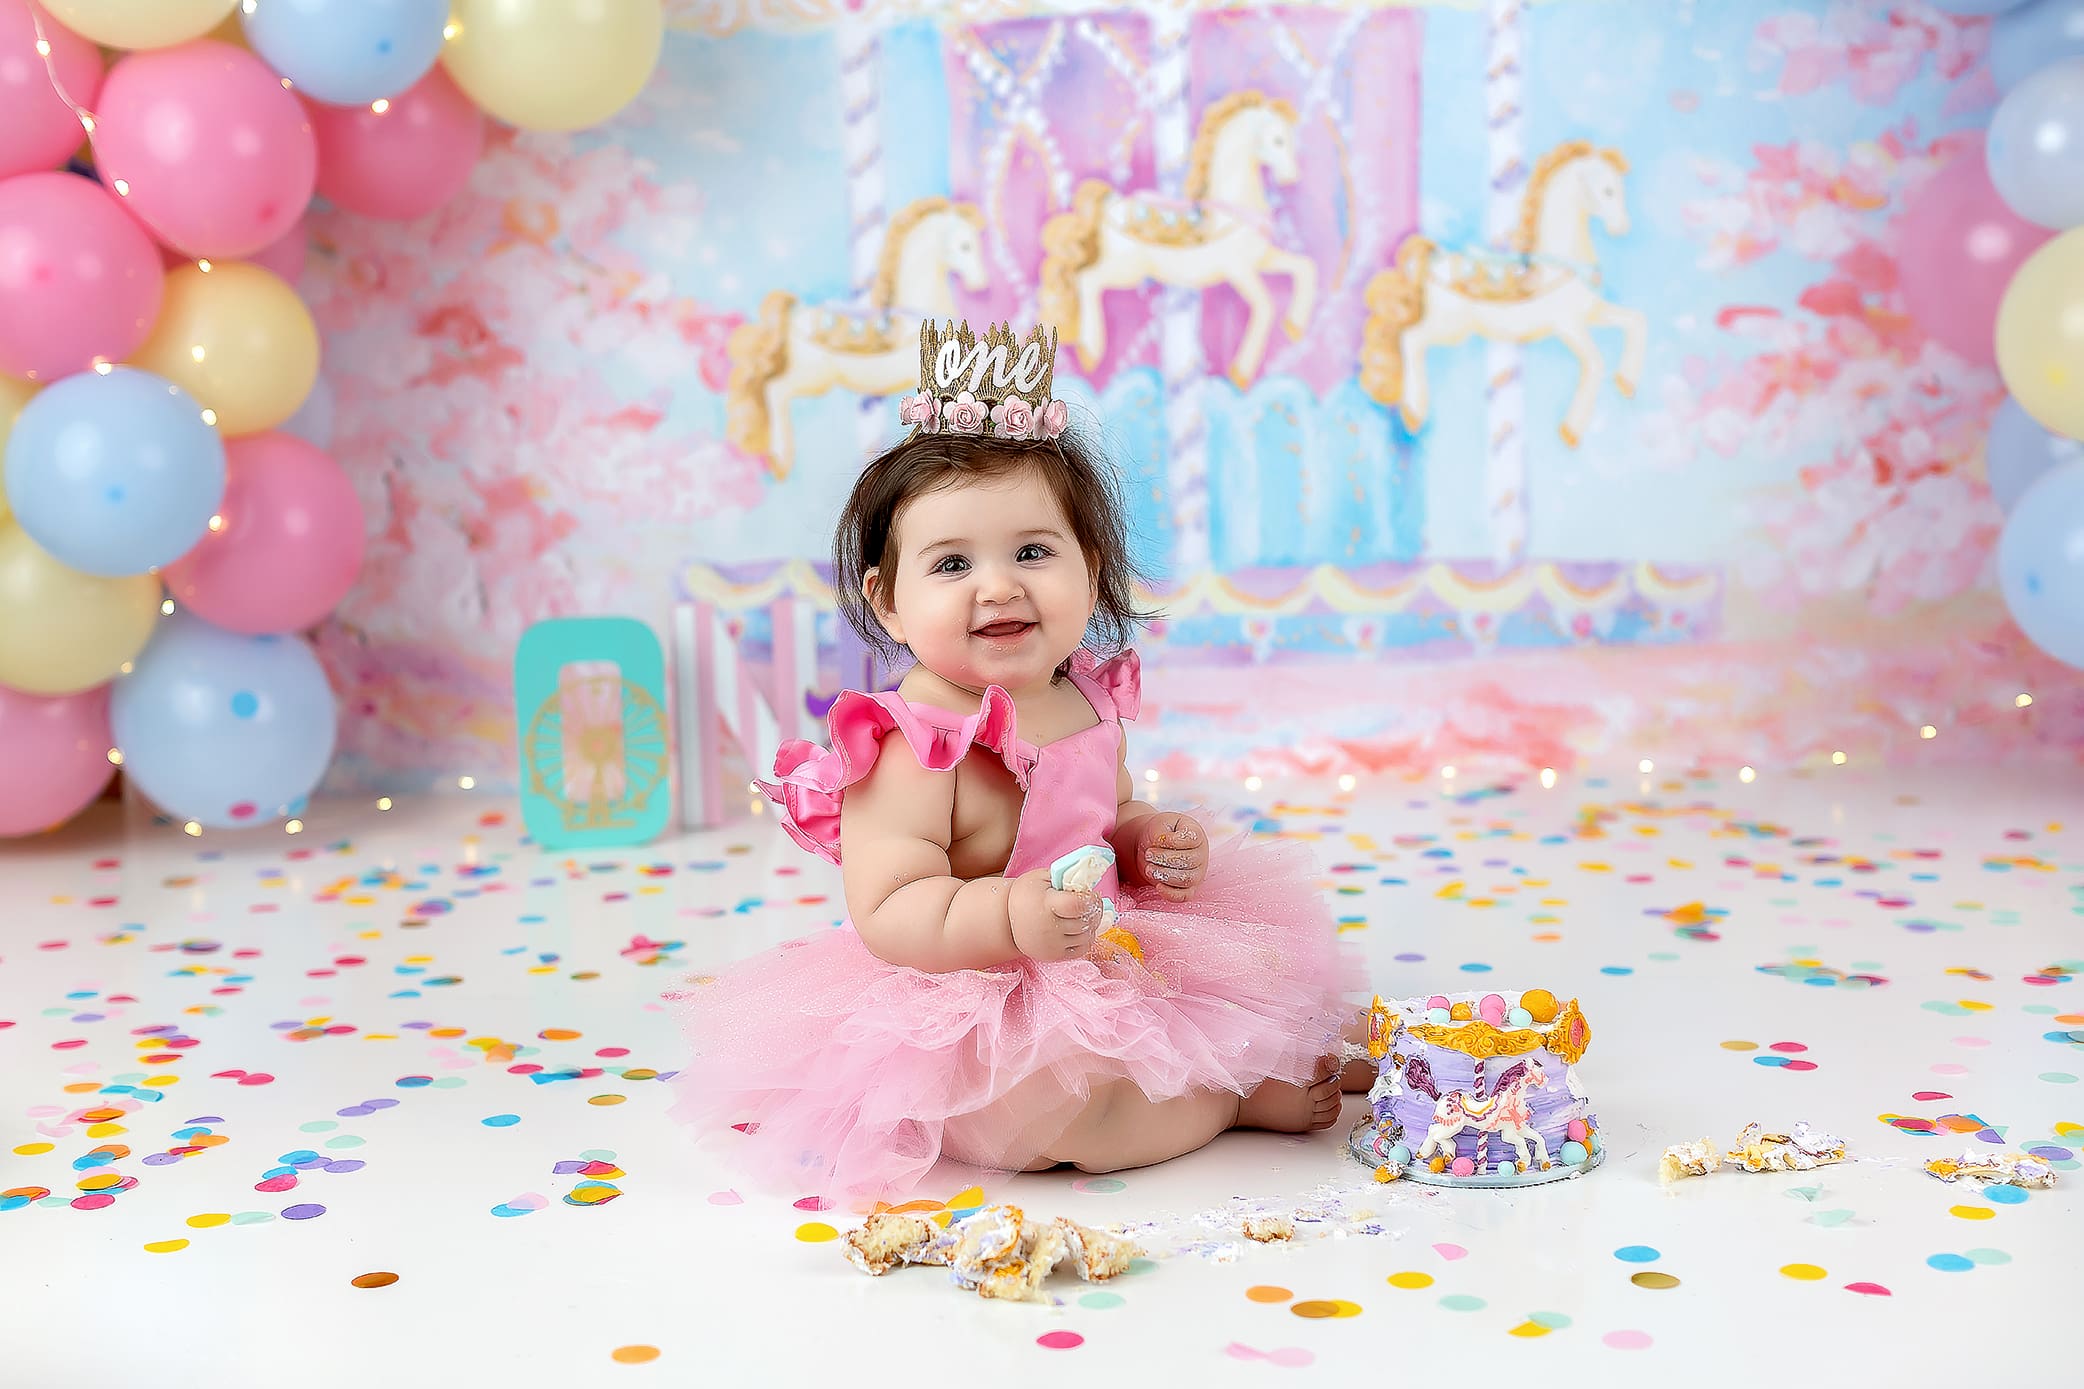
[
  {"xmin": 71, "ymin": 1194, "xmax": 115, "ymax": 1211},
  {"xmin": 1037, "ymin": 1331, "xmax": 1084, "ymax": 1350},
  {"xmin": 792, "ymin": 1195, "xmax": 832, "ymax": 1212},
  {"xmin": 707, "ymin": 1190, "xmax": 743, "ymax": 1206},
  {"xmin": 1843, "ymin": 1282, "xmax": 1891, "ymax": 1297},
  {"xmin": 1768, "ymin": 1041, "xmax": 1807, "ymax": 1053},
  {"xmin": 1953, "ymin": 1038, "xmax": 1990, "ymax": 1049},
  {"xmin": 1432, "ymin": 1243, "xmax": 1468, "ymax": 1261},
  {"xmin": 1931, "ymin": 1063, "xmax": 1969, "ymax": 1075},
  {"xmin": 1603, "ymin": 1330, "xmax": 1652, "ymax": 1350},
  {"xmin": 1912, "ymin": 1091, "xmax": 1952, "ymax": 1101}
]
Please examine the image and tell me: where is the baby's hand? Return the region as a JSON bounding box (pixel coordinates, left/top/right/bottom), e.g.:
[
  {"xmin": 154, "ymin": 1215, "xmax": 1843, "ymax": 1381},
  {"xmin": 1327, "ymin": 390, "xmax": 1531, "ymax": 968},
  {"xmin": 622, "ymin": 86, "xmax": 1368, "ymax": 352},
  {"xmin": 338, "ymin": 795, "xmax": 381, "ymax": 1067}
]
[
  {"xmin": 1010, "ymin": 865, "xmax": 1100, "ymax": 962},
  {"xmin": 1138, "ymin": 813, "xmax": 1208, "ymax": 901}
]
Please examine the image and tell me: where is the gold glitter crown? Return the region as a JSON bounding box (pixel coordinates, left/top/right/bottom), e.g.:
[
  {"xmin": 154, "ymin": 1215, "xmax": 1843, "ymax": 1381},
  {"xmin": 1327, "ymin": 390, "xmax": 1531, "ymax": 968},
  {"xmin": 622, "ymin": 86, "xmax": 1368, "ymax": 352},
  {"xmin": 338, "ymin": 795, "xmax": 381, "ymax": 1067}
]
[{"xmin": 901, "ymin": 320, "xmax": 1066, "ymax": 440}]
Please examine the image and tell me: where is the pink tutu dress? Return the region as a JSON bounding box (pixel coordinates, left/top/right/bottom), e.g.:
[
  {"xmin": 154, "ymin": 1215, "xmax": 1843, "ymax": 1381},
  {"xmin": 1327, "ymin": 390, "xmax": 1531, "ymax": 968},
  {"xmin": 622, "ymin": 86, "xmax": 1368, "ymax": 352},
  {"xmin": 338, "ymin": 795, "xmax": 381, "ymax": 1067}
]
[{"xmin": 668, "ymin": 647, "xmax": 1364, "ymax": 1202}]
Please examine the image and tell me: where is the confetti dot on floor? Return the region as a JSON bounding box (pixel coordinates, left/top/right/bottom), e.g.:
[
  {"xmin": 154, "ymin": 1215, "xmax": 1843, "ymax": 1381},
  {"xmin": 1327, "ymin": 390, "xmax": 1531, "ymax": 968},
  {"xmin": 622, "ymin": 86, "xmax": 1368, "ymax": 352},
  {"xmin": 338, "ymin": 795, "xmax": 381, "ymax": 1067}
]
[
  {"xmin": 281, "ymin": 1203, "xmax": 325, "ymax": 1220},
  {"xmin": 1078, "ymin": 1291, "xmax": 1124, "ymax": 1310},
  {"xmin": 1843, "ymin": 1281, "xmax": 1891, "ymax": 1296},
  {"xmin": 1926, "ymin": 1252, "xmax": 1973, "ymax": 1272},
  {"xmin": 1432, "ymin": 1242, "xmax": 1467, "ymax": 1261},
  {"xmin": 791, "ymin": 1195, "xmax": 832, "ymax": 1212},
  {"xmin": 706, "ymin": 1190, "xmax": 742, "ymax": 1206},
  {"xmin": 185, "ymin": 1213, "xmax": 229, "ymax": 1228},
  {"xmin": 1529, "ymin": 1311, "xmax": 1573, "ymax": 1329},
  {"xmin": 1949, "ymin": 1205, "xmax": 1994, "ymax": 1220},
  {"xmin": 143, "ymin": 1239, "xmax": 188, "ymax": 1254},
  {"xmin": 1036, "ymin": 1331, "xmax": 1084, "ymax": 1350},
  {"xmin": 1224, "ymin": 1344, "xmax": 1315, "ymax": 1369},
  {"xmin": 1290, "ymin": 1301, "xmax": 1343, "ymax": 1319},
  {"xmin": 794, "ymin": 1222, "xmax": 837, "ymax": 1242},
  {"xmin": 1508, "ymin": 1322, "xmax": 1551, "ymax": 1338},
  {"xmin": 1985, "ymin": 1185, "xmax": 2028, "ymax": 1205},
  {"xmin": 1387, "ymin": 1271, "xmax": 1434, "ymax": 1289},
  {"xmin": 1071, "ymin": 1177, "xmax": 1126, "ymax": 1194},
  {"xmin": 1438, "ymin": 1295, "xmax": 1486, "ymax": 1312},
  {"xmin": 1780, "ymin": 1263, "xmax": 1826, "ymax": 1281},
  {"xmin": 1769, "ymin": 1041, "xmax": 1807, "ymax": 1053},
  {"xmin": 1965, "ymin": 1247, "xmax": 2011, "ymax": 1265},
  {"xmin": 351, "ymin": 1272, "xmax": 398, "ymax": 1289},
  {"xmin": 1246, "ymin": 1285, "xmax": 1293, "ymax": 1303},
  {"xmin": 610, "ymin": 1346, "xmax": 659, "ymax": 1365},
  {"xmin": 482, "ymin": 1114, "xmax": 520, "ymax": 1128},
  {"xmin": 2043, "ymin": 1073, "xmax": 2078, "ymax": 1084},
  {"xmin": 1630, "ymin": 1271, "xmax": 1680, "ymax": 1290},
  {"xmin": 1719, "ymin": 1040, "xmax": 1757, "ymax": 1051},
  {"xmin": 1613, "ymin": 1245, "xmax": 1660, "ymax": 1263},
  {"xmin": 1603, "ymin": 1330, "xmax": 1653, "ymax": 1350}
]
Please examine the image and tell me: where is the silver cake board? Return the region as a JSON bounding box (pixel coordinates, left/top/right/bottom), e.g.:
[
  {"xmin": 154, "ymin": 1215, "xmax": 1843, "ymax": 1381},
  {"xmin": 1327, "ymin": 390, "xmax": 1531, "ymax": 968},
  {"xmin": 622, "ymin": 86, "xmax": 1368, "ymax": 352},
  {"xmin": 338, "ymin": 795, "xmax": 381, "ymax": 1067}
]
[{"xmin": 1348, "ymin": 1117, "xmax": 1604, "ymax": 1189}]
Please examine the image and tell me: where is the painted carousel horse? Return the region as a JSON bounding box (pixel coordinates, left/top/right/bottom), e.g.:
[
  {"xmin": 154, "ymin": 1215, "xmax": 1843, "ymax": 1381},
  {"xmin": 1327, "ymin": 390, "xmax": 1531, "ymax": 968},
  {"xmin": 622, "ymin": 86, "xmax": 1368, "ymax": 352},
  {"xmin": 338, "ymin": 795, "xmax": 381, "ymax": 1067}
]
[
  {"xmin": 724, "ymin": 197, "xmax": 988, "ymax": 479},
  {"xmin": 1405, "ymin": 1054, "xmax": 1552, "ymax": 1173},
  {"xmin": 1361, "ymin": 139, "xmax": 1648, "ymax": 448},
  {"xmin": 1040, "ymin": 90, "xmax": 1317, "ymax": 388}
]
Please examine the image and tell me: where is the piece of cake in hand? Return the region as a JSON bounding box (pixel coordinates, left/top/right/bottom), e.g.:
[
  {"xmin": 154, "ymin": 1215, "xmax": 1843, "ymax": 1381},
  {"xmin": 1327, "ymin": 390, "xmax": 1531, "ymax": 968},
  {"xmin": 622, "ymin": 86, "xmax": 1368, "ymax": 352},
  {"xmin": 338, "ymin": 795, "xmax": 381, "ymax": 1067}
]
[{"xmin": 1349, "ymin": 990, "xmax": 1600, "ymax": 1187}]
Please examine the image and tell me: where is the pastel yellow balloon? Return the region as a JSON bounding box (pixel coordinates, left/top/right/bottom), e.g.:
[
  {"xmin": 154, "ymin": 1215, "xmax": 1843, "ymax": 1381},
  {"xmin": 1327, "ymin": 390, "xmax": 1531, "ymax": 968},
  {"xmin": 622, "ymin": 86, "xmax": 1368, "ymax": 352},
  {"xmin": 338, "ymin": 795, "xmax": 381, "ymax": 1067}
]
[
  {"xmin": 42, "ymin": 0, "xmax": 238, "ymax": 49},
  {"xmin": 0, "ymin": 522, "xmax": 161, "ymax": 695},
  {"xmin": 442, "ymin": 0, "xmax": 665, "ymax": 133},
  {"xmin": 0, "ymin": 376, "xmax": 36, "ymax": 526},
  {"xmin": 1998, "ymin": 227, "xmax": 2084, "ymax": 440},
  {"xmin": 129, "ymin": 262, "xmax": 319, "ymax": 438}
]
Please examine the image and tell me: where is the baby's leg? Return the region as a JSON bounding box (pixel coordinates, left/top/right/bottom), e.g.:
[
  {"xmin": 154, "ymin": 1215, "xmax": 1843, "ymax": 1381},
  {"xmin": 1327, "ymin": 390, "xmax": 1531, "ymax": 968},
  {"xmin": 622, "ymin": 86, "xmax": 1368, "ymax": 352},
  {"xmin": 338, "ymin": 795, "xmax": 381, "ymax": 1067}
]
[
  {"xmin": 1047, "ymin": 1058, "xmax": 1344, "ymax": 1174},
  {"xmin": 1339, "ymin": 1009, "xmax": 1375, "ymax": 1092}
]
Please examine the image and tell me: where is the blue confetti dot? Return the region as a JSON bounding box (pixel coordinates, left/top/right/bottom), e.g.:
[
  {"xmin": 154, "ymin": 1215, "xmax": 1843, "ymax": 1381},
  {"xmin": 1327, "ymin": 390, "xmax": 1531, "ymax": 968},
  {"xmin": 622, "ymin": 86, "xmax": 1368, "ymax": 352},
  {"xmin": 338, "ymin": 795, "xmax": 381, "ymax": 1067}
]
[
  {"xmin": 1459, "ymin": 962, "xmax": 1492, "ymax": 973},
  {"xmin": 1613, "ymin": 1245, "xmax": 1660, "ymax": 1263},
  {"xmin": 1984, "ymin": 1185, "xmax": 2028, "ymax": 1205},
  {"xmin": 230, "ymin": 691, "xmax": 259, "ymax": 718},
  {"xmin": 1753, "ymin": 1055, "xmax": 1791, "ymax": 1067},
  {"xmin": 1926, "ymin": 1252, "xmax": 1974, "ymax": 1272},
  {"xmin": 482, "ymin": 1114, "xmax": 520, "ymax": 1128},
  {"xmin": 1600, "ymin": 966, "xmax": 1633, "ymax": 976}
]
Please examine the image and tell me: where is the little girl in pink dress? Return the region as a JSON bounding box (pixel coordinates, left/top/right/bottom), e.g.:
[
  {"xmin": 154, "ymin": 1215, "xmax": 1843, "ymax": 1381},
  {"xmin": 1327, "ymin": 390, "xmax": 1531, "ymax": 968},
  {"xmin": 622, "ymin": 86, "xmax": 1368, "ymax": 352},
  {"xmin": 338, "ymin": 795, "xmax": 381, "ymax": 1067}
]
[{"xmin": 670, "ymin": 322, "xmax": 1365, "ymax": 1202}]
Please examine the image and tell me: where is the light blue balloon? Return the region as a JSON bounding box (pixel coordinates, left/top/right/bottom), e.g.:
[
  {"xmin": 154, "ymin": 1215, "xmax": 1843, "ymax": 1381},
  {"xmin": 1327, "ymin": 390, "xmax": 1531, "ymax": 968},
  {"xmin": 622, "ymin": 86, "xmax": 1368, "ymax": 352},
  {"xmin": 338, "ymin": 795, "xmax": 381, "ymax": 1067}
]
[
  {"xmin": 111, "ymin": 613, "xmax": 338, "ymax": 828},
  {"xmin": 281, "ymin": 374, "xmax": 335, "ymax": 450},
  {"xmin": 1988, "ymin": 397, "xmax": 2084, "ymax": 513},
  {"xmin": 1998, "ymin": 460, "xmax": 2084, "ymax": 668},
  {"xmin": 1988, "ymin": 56, "xmax": 2084, "ymax": 229},
  {"xmin": 1994, "ymin": 0, "xmax": 2084, "ymax": 91},
  {"xmin": 3, "ymin": 367, "xmax": 226, "ymax": 577},
  {"xmin": 242, "ymin": 0, "xmax": 449, "ymax": 107}
]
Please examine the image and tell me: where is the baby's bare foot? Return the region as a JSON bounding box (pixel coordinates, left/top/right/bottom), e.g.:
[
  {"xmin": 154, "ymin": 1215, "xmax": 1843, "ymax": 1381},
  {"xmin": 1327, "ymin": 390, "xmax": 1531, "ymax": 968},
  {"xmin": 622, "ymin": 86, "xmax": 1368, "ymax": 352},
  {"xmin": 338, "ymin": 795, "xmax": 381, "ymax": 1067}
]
[{"xmin": 1235, "ymin": 1056, "xmax": 1344, "ymax": 1134}]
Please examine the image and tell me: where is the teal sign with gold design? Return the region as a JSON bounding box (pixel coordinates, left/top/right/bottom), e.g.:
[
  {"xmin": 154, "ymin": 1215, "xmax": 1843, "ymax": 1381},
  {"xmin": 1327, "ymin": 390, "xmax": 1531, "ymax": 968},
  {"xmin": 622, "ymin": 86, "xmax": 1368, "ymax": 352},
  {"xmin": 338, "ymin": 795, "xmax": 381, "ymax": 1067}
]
[{"xmin": 514, "ymin": 617, "xmax": 670, "ymax": 851}]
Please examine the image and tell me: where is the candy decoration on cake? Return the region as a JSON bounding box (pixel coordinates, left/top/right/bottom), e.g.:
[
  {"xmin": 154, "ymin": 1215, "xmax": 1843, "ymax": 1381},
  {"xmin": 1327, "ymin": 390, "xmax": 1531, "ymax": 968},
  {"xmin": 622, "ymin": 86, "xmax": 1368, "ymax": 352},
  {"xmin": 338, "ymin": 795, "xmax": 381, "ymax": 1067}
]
[{"xmin": 1351, "ymin": 989, "xmax": 1601, "ymax": 1188}]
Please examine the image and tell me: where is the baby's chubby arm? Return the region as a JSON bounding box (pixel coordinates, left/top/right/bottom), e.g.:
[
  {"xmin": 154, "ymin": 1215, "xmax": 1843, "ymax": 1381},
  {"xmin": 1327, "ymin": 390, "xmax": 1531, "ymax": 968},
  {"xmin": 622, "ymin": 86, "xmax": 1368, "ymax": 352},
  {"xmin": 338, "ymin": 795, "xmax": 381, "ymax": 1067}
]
[{"xmin": 839, "ymin": 743, "xmax": 1093, "ymax": 972}]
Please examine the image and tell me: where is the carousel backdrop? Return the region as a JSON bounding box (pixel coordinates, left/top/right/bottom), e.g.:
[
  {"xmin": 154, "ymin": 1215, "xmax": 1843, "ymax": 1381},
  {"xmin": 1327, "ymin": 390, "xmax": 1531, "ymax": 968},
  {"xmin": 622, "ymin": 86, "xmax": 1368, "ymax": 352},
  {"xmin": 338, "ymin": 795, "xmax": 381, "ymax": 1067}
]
[{"xmin": 292, "ymin": 0, "xmax": 2080, "ymax": 795}]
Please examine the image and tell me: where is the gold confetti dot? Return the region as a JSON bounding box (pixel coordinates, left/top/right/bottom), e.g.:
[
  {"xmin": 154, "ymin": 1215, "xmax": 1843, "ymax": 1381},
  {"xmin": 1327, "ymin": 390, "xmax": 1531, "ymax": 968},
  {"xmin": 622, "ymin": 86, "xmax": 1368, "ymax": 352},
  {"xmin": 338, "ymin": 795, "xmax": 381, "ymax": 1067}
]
[
  {"xmin": 1290, "ymin": 1300, "xmax": 1342, "ymax": 1319},
  {"xmin": 610, "ymin": 1346, "xmax": 660, "ymax": 1364},
  {"xmin": 1631, "ymin": 1271, "xmax": 1680, "ymax": 1289},
  {"xmin": 1387, "ymin": 1271, "xmax": 1434, "ymax": 1289},
  {"xmin": 1509, "ymin": 1321, "xmax": 1552, "ymax": 1338},
  {"xmin": 1949, "ymin": 1205, "xmax": 1994, "ymax": 1221},
  {"xmin": 1779, "ymin": 1263, "xmax": 1826, "ymax": 1281},
  {"xmin": 351, "ymin": 1272, "xmax": 398, "ymax": 1288},
  {"xmin": 143, "ymin": 1239, "xmax": 189, "ymax": 1254},
  {"xmin": 185, "ymin": 1213, "xmax": 230, "ymax": 1228},
  {"xmin": 1719, "ymin": 1040, "xmax": 1758, "ymax": 1051},
  {"xmin": 11, "ymin": 1143, "xmax": 53, "ymax": 1156},
  {"xmin": 794, "ymin": 1222, "xmax": 837, "ymax": 1242},
  {"xmin": 540, "ymin": 1028, "xmax": 582, "ymax": 1041},
  {"xmin": 1245, "ymin": 1285, "xmax": 1292, "ymax": 1303}
]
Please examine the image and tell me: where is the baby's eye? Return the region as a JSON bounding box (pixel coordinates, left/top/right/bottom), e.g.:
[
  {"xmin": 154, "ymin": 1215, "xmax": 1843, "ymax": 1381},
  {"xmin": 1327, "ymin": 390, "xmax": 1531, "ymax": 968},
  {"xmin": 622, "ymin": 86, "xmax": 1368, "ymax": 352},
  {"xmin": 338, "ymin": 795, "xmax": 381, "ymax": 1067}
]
[
  {"xmin": 932, "ymin": 555, "xmax": 969, "ymax": 574},
  {"xmin": 1016, "ymin": 544, "xmax": 1052, "ymax": 562}
]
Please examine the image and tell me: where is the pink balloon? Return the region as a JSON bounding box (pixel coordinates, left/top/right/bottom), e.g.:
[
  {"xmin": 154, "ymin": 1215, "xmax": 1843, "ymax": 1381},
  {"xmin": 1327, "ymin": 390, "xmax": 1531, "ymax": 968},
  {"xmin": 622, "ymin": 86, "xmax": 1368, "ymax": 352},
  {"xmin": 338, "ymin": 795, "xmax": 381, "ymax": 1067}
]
[
  {"xmin": 160, "ymin": 432, "xmax": 364, "ymax": 635},
  {"xmin": 247, "ymin": 214, "xmax": 307, "ymax": 284},
  {"xmin": 0, "ymin": 1, "xmax": 103, "ymax": 180},
  {"xmin": 0, "ymin": 170, "xmax": 162, "ymax": 380},
  {"xmin": 0, "ymin": 680, "xmax": 114, "ymax": 837},
  {"xmin": 308, "ymin": 67, "xmax": 482, "ymax": 222},
  {"xmin": 93, "ymin": 40, "xmax": 316, "ymax": 260},
  {"xmin": 1899, "ymin": 144, "xmax": 2052, "ymax": 367}
]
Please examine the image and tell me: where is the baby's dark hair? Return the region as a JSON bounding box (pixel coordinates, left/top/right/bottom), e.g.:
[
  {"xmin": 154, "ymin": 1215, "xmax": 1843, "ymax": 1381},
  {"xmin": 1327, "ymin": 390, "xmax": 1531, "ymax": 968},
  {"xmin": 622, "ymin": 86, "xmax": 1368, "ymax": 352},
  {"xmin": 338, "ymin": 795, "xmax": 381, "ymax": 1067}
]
[{"xmin": 833, "ymin": 426, "xmax": 1161, "ymax": 667}]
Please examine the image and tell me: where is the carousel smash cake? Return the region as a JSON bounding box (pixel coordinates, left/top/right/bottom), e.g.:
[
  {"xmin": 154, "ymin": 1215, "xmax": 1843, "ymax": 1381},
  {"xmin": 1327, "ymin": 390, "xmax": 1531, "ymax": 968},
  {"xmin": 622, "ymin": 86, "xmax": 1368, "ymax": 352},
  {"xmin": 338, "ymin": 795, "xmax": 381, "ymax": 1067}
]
[{"xmin": 1350, "ymin": 988, "xmax": 1601, "ymax": 1187}]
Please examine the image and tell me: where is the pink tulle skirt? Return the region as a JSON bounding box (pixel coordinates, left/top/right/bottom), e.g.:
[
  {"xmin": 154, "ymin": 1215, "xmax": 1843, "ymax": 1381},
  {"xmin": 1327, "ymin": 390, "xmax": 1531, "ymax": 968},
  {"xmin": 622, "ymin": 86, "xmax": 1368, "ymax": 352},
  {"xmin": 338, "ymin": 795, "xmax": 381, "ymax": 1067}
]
[{"xmin": 666, "ymin": 830, "xmax": 1366, "ymax": 1204}]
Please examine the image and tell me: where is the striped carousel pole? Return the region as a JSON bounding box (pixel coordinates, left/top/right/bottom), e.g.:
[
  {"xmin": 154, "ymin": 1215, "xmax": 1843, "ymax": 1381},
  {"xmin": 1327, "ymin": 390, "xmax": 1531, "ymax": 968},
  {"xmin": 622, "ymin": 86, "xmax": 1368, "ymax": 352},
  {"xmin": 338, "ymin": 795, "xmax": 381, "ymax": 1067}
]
[
  {"xmin": 1483, "ymin": 0, "xmax": 1528, "ymax": 569},
  {"xmin": 1151, "ymin": 2, "xmax": 1209, "ymax": 573},
  {"xmin": 840, "ymin": 16, "xmax": 887, "ymax": 465}
]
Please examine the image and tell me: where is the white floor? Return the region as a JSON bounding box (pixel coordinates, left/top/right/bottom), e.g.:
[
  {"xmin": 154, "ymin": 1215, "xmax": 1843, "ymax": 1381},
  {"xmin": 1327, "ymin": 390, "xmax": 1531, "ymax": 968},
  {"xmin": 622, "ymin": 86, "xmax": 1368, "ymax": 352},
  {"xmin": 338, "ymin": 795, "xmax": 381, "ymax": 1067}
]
[{"xmin": 2, "ymin": 764, "xmax": 2078, "ymax": 1385}]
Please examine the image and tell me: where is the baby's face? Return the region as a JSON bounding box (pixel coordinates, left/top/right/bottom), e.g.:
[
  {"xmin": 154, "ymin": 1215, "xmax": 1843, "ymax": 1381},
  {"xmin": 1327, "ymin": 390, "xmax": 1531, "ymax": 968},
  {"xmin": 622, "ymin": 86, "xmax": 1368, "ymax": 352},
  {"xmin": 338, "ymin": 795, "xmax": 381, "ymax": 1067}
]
[{"xmin": 868, "ymin": 465, "xmax": 1096, "ymax": 697}]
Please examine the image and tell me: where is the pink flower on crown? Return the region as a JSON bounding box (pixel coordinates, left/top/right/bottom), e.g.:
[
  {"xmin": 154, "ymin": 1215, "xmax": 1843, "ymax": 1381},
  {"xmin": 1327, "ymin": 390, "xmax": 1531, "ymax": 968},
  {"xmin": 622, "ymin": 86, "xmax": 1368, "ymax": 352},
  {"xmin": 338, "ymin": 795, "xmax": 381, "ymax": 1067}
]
[
  {"xmin": 990, "ymin": 395, "xmax": 1035, "ymax": 439},
  {"xmin": 1038, "ymin": 399, "xmax": 1069, "ymax": 440},
  {"xmin": 900, "ymin": 391, "xmax": 940, "ymax": 432},
  {"xmin": 944, "ymin": 391, "xmax": 987, "ymax": 434}
]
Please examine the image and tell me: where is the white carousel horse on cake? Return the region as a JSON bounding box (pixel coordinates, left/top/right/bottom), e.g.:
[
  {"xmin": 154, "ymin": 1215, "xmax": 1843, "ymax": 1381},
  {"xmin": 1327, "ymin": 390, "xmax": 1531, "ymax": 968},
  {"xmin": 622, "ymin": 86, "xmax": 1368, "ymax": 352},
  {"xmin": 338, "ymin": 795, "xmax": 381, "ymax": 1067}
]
[
  {"xmin": 1404, "ymin": 1054, "xmax": 1553, "ymax": 1173},
  {"xmin": 1040, "ymin": 90, "xmax": 1317, "ymax": 388},
  {"xmin": 724, "ymin": 197, "xmax": 988, "ymax": 480},
  {"xmin": 1361, "ymin": 139, "xmax": 1648, "ymax": 448}
]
